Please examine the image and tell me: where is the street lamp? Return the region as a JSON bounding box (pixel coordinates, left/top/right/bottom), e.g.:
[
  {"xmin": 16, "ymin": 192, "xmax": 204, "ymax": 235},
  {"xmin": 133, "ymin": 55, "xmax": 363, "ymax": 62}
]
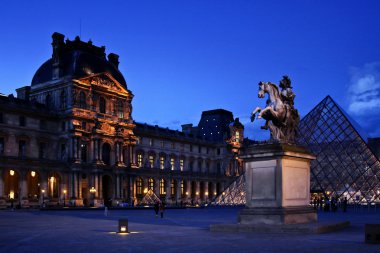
[
  {"xmin": 63, "ymin": 190, "xmax": 67, "ymax": 207},
  {"xmin": 90, "ymin": 187, "xmax": 96, "ymax": 207}
]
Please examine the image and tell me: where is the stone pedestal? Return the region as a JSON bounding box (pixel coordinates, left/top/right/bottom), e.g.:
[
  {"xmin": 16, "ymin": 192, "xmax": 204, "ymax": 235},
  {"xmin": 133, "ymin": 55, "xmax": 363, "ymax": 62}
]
[{"xmin": 239, "ymin": 143, "xmax": 317, "ymax": 225}]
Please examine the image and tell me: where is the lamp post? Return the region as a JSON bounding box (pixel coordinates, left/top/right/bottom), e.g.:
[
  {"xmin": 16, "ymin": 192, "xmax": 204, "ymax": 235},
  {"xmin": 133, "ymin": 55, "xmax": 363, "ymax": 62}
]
[
  {"xmin": 90, "ymin": 187, "xmax": 96, "ymax": 207},
  {"xmin": 63, "ymin": 190, "xmax": 67, "ymax": 207},
  {"xmin": 41, "ymin": 189, "xmax": 45, "ymax": 208}
]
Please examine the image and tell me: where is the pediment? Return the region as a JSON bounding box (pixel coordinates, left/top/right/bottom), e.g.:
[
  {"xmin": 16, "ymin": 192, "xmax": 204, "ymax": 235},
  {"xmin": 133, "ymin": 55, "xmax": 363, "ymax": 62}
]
[{"xmin": 75, "ymin": 73, "xmax": 129, "ymax": 94}]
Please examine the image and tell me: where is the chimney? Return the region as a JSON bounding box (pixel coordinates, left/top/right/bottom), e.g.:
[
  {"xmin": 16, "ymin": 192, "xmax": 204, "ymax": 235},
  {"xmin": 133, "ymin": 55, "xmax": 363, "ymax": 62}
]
[
  {"xmin": 16, "ymin": 86, "xmax": 31, "ymax": 101},
  {"xmin": 108, "ymin": 53, "xmax": 119, "ymax": 69},
  {"xmin": 51, "ymin": 32, "xmax": 65, "ymax": 80}
]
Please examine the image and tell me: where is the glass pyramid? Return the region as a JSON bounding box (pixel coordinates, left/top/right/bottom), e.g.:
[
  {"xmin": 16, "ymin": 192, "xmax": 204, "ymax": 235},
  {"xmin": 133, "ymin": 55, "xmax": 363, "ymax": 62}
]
[
  {"xmin": 297, "ymin": 95, "xmax": 380, "ymax": 203},
  {"xmin": 211, "ymin": 174, "xmax": 246, "ymax": 205},
  {"xmin": 140, "ymin": 189, "xmax": 160, "ymax": 206},
  {"xmin": 212, "ymin": 95, "xmax": 380, "ymax": 205}
]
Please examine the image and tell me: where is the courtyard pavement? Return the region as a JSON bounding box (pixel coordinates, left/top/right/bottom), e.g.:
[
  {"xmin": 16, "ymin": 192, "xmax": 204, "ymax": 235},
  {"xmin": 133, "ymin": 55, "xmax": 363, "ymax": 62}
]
[{"xmin": 0, "ymin": 206, "xmax": 379, "ymax": 253}]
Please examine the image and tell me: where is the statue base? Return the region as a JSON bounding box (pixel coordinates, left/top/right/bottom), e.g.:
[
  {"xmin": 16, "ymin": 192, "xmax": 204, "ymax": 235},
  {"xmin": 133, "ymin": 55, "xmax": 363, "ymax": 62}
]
[{"xmin": 238, "ymin": 206, "xmax": 316, "ymax": 225}]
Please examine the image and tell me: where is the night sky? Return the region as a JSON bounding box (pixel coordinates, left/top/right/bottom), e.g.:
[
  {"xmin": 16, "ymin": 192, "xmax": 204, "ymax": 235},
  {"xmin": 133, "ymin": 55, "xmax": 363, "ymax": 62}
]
[{"xmin": 1, "ymin": 1, "xmax": 379, "ymax": 140}]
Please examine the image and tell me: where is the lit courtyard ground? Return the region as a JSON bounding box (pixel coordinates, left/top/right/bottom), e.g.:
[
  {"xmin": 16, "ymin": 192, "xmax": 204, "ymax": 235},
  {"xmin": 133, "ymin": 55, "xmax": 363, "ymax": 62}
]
[{"xmin": 0, "ymin": 206, "xmax": 379, "ymax": 253}]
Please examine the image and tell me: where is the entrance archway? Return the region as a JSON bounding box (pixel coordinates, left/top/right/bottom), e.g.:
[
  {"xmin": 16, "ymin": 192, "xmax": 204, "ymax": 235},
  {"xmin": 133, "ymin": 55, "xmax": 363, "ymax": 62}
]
[
  {"xmin": 4, "ymin": 169, "xmax": 19, "ymax": 199},
  {"xmin": 27, "ymin": 170, "xmax": 40, "ymax": 200},
  {"xmin": 102, "ymin": 175, "xmax": 113, "ymax": 207}
]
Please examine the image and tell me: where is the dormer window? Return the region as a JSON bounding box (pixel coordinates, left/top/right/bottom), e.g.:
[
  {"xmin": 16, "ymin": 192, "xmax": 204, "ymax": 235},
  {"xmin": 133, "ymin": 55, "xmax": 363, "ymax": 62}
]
[
  {"xmin": 235, "ymin": 131, "xmax": 240, "ymax": 142},
  {"xmin": 99, "ymin": 97, "xmax": 106, "ymax": 113},
  {"xmin": 117, "ymin": 100, "xmax": 124, "ymax": 119}
]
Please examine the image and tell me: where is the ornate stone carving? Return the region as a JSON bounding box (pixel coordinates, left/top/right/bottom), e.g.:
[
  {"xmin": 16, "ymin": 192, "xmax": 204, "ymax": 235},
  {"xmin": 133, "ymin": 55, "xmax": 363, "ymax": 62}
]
[{"xmin": 250, "ymin": 76, "xmax": 300, "ymax": 143}]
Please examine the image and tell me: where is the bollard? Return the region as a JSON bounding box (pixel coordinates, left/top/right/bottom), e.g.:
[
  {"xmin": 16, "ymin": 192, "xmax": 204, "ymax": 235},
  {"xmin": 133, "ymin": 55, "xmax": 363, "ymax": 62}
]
[
  {"xmin": 104, "ymin": 206, "xmax": 108, "ymax": 217},
  {"xmin": 118, "ymin": 219, "xmax": 128, "ymax": 233}
]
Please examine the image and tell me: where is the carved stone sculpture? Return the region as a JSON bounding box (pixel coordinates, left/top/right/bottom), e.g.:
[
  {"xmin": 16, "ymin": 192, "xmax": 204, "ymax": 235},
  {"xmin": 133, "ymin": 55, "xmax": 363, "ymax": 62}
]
[{"xmin": 250, "ymin": 76, "xmax": 299, "ymax": 143}]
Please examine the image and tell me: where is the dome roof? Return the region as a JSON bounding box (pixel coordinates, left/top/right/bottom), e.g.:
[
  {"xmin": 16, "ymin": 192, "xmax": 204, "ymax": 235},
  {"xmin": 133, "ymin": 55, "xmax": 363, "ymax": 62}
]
[{"xmin": 31, "ymin": 33, "xmax": 127, "ymax": 89}]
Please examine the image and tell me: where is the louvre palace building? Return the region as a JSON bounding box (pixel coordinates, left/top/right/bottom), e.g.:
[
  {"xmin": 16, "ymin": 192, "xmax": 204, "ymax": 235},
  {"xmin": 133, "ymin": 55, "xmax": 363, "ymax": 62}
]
[{"xmin": 0, "ymin": 33, "xmax": 244, "ymax": 208}]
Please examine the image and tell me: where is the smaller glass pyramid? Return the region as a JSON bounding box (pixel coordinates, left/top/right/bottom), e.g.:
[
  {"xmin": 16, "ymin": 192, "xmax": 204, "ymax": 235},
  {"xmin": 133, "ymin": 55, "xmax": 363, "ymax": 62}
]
[
  {"xmin": 211, "ymin": 174, "xmax": 245, "ymax": 205},
  {"xmin": 140, "ymin": 189, "xmax": 161, "ymax": 206}
]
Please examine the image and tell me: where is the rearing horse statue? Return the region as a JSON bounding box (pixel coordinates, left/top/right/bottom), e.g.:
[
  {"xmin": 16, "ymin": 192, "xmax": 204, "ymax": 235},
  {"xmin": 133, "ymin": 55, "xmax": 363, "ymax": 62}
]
[{"xmin": 251, "ymin": 77, "xmax": 299, "ymax": 143}]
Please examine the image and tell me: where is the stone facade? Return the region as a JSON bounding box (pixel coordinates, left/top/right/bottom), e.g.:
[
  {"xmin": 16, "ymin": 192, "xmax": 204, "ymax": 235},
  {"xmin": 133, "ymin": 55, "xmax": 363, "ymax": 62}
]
[{"xmin": 0, "ymin": 33, "xmax": 243, "ymax": 208}]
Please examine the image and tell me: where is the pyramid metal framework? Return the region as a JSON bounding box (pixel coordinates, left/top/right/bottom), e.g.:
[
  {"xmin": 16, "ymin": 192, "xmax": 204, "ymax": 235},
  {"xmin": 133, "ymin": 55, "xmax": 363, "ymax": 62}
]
[
  {"xmin": 211, "ymin": 95, "xmax": 380, "ymax": 205},
  {"xmin": 211, "ymin": 174, "xmax": 245, "ymax": 205},
  {"xmin": 298, "ymin": 95, "xmax": 380, "ymax": 203},
  {"xmin": 140, "ymin": 189, "xmax": 160, "ymax": 206}
]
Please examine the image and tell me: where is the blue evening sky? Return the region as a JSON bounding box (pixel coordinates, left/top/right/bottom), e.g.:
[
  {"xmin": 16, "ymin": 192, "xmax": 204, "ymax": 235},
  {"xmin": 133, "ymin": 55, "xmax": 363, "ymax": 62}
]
[{"xmin": 0, "ymin": 1, "xmax": 379, "ymax": 140}]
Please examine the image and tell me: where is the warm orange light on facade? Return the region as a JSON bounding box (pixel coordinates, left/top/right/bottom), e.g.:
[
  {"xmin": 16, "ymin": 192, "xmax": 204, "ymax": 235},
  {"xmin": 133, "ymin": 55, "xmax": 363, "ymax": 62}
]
[{"xmin": 31, "ymin": 171, "xmax": 36, "ymax": 177}]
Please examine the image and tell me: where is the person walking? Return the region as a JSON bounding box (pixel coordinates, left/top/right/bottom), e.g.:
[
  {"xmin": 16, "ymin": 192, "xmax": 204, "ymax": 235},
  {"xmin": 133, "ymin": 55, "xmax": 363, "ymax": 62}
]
[
  {"xmin": 154, "ymin": 201, "xmax": 159, "ymax": 217},
  {"xmin": 159, "ymin": 201, "xmax": 165, "ymax": 218},
  {"xmin": 343, "ymin": 197, "xmax": 348, "ymax": 212}
]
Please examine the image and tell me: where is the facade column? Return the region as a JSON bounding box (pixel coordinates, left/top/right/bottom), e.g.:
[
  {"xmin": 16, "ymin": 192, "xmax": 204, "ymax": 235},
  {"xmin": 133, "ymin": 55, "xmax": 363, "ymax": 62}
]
[
  {"xmin": 211, "ymin": 182, "xmax": 217, "ymax": 198},
  {"xmin": 73, "ymin": 172, "xmax": 78, "ymax": 198},
  {"xmin": 0, "ymin": 170, "xmax": 4, "ymax": 198},
  {"xmin": 20, "ymin": 175, "xmax": 27, "ymax": 199},
  {"xmin": 186, "ymin": 180, "xmax": 191, "ymax": 202},
  {"xmin": 176, "ymin": 179, "xmax": 182, "ymax": 204},
  {"xmin": 165, "ymin": 179, "xmax": 171, "ymax": 203},
  {"xmin": 94, "ymin": 173, "xmax": 99, "ymax": 198},
  {"xmin": 73, "ymin": 137, "xmax": 78, "ymax": 160},
  {"xmin": 204, "ymin": 181, "xmax": 209, "ymax": 203},
  {"xmin": 93, "ymin": 139, "xmax": 98, "ymax": 163},
  {"xmin": 129, "ymin": 176, "xmax": 135, "ymax": 205},
  {"xmin": 40, "ymin": 173, "xmax": 48, "ymax": 204},
  {"xmin": 195, "ymin": 181, "xmax": 200, "ymax": 203},
  {"xmin": 115, "ymin": 174, "xmax": 121, "ymax": 199},
  {"xmin": 154, "ymin": 178, "xmax": 160, "ymax": 197}
]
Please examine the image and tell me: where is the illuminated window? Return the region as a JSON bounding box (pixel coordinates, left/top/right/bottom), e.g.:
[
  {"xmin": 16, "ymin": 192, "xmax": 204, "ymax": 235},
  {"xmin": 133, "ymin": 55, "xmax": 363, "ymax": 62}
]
[
  {"xmin": 235, "ymin": 131, "xmax": 240, "ymax": 142},
  {"xmin": 160, "ymin": 179, "xmax": 165, "ymax": 195},
  {"xmin": 136, "ymin": 178, "xmax": 143, "ymax": 195},
  {"xmin": 79, "ymin": 91, "xmax": 86, "ymax": 109},
  {"xmin": 180, "ymin": 159, "xmax": 184, "ymax": 171},
  {"xmin": 160, "ymin": 156, "xmax": 165, "ymax": 170},
  {"xmin": 171, "ymin": 179, "xmax": 175, "ymax": 195},
  {"xmin": 117, "ymin": 100, "xmax": 124, "ymax": 119},
  {"xmin": 99, "ymin": 97, "xmax": 106, "ymax": 113},
  {"xmin": 181, "ymin": 180, "xmax": 184, "ymax": 195},
  {"xmin": 148, "ymin": 178, "xmax": 154, "ymax": 190},
  {"xmin": 170, "ymin": 158, "xmax": 175, "ymax": 170},
  {"xmin": 149, "ymin": 155, "xmax": 154, "ymax": 168},
  {"xmin": 137, "ymin": 154, "xmax": 143, "ymax": 167}
]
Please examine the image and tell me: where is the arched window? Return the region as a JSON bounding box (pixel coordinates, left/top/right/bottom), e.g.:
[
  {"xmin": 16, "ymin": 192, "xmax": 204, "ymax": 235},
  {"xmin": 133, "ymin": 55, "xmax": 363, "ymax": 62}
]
[
  {"xmin": 148, "ymin": 178, "xmax": 154, "ymax": 190},
  {"xmin": 99, "ymin": 97, "xmax": 106, "ymax": 113},
  {"xmin": 160, "ymin": 179, "xmax": 165, "ymax": 196},
  {"xmin": 136, "ymin": 178, "xmax": 143, "ymax": 195},
  {"xmin": 117, "ymin": 100, "xmax": 124, "ymax": 119},
  {"xmin": 60, "ymin": 90, "xmax": 66, "ymax": 109},
  {"xmin": 79, "ymin": 92, "xmax": 86, "ymax": 109}
]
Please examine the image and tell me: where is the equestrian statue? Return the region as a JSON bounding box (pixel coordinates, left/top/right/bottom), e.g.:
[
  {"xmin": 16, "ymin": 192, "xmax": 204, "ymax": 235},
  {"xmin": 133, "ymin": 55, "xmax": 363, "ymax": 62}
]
[{"xmin": 250, "ymin": 75, "xmax": 300, "ymax": 143}]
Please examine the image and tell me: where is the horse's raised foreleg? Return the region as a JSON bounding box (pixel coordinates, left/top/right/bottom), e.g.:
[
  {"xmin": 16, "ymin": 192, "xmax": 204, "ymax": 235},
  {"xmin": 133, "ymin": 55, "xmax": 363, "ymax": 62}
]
[{"xmin": 250, "ymin": 107, "xmax": 261, "ymax": 122}]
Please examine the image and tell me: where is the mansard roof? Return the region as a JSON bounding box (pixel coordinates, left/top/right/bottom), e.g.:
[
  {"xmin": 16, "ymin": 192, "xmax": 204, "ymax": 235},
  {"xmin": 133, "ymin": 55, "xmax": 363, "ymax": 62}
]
[{"xmin": 31, "ymin": 33, "xmax": 127, "ymax": 89}]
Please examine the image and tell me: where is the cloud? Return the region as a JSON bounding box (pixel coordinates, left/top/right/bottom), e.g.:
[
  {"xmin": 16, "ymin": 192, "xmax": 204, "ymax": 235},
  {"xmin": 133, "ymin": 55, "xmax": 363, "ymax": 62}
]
[{"xmin": 348, "ymin": 62, "xmax": 380, "ymax": 115}]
